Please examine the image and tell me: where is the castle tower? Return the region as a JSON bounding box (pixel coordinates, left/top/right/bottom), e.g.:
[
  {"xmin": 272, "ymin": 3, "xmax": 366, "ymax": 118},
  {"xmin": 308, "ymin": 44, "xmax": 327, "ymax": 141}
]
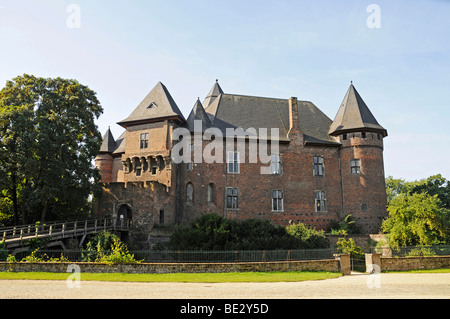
[
  {"xmin": 329, "ymin": 83, "xmax": 388, "ymax": 233},
  {"xmin": 95, "ymin": 127, "xmax": 116, "ymax": 184}
]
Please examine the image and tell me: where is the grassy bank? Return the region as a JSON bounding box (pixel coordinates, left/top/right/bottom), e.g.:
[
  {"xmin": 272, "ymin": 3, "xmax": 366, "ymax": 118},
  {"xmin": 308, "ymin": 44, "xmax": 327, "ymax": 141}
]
[{"xmin": 0, "ymin": 271, "xmax": 341, "ymax": 283}]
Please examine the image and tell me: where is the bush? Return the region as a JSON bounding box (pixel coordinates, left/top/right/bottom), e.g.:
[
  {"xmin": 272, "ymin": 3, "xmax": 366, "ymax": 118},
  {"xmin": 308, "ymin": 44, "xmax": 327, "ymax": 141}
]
[
  {"xmin": 94, "ymin": 238, "xmax": 140, "ymax": 264},
  {"xmin": 406, "ymin": 246, "xmax": 435, "ymax": 257},
  {"xmin": 335, "ymin": 238, "xmax": 364, "ymax": 258},
  {"xmin": 225, "ymin": 218, "xmax": 300, "ymax": 250},
  {"xmin": 286, "ymin": 223, "xmax": 329, "ymax": 249},
  {"xmin": 169, "ymin": 214, "xmax": 232, "ymax": 250},
  {"xmin": 83, "ymin": 231, "xmax": 139, "ymax": 264},
  {"xmin": 169, "ymin": 214, "xmax": 329, "ymax": 250},
  {"xmin": 0, "ymin": 240, "xmax": 8, "ymax": 261},
  {"xmin": 20, "ymin": 249, "xmax": 70, "ymax": 262},
  {"xmin": 327, "ymin": 214, "xmax": 361, "ymax": 235}
]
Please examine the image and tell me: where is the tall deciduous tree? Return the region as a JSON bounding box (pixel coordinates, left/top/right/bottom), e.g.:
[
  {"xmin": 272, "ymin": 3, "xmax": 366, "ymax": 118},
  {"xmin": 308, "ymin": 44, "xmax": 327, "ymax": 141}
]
[
  {"xmin": 0, "ymin": 74, "xmax": 103, "ymax": 225},
  {"xmin": 382, "ymin": 192, "xmax": 449, "ymax": 248}
]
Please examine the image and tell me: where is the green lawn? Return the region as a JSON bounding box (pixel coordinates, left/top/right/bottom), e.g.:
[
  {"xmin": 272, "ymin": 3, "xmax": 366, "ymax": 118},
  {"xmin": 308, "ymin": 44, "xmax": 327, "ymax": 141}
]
[{"xmin": 0, "ymin": 271, "xmax": 341, "ymax": 283}]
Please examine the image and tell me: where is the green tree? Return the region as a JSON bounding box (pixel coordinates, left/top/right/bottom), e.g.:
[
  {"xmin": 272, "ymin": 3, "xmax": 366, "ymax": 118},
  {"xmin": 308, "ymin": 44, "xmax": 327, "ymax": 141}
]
[
  {"xmin": 385, "ymin": 176, "xmax": 411, "ymax": 204},
  {"xmin": 382, "ymin": 192, "xmax": 449, "ymax": 248},
  {"xmin": 409, "ymin": 174, "xmax": 450, "ymax": 210},
  {"xmin": 386, "ymin": 174, "xmax": 450, "ymax": 208},
  {"xmin": 0, "ymin": 74, "xmax": 103, "ymax": 224},
  {"xmin": 0, "ymin": 82, "xmax": 36, "ymax": 225}
]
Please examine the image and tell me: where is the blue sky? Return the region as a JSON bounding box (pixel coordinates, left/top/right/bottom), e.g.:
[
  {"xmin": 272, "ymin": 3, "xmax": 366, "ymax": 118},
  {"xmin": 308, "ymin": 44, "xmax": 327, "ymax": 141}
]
[{"xmin": 0, "ymin": 0, "xmax": 449, "ymax": 181}]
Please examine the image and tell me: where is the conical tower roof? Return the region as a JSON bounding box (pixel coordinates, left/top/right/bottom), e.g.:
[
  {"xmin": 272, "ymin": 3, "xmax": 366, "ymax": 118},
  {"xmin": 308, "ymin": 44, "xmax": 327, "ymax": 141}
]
[
  {"xmin": 203, "ymin": 79, "xmax": 224, "ymax": 108},
  {"xmin": 99, "ymin": 127, "xmax": 116, "ymax": 153},
  {"xmin": 118, "ymin": 81, "xmax": 185, "ymax": 128},
  {"xmin": 186, "ymin": 98, "xmax": 212, "ymax": 132},
  {"xmin": 329, "ymin": 83, "xmax": 387, "ymax": 137}
]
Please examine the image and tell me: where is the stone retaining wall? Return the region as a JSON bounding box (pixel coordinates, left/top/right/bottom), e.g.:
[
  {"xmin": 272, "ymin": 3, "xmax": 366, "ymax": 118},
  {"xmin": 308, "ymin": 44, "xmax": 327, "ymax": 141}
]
[
  {"xmin": 380, "ymin": 255, "xmax": 450, "ymax": 271},
  {"xmin": 0, "ymin": 259, "xmax": 339, "ymax": 274}
]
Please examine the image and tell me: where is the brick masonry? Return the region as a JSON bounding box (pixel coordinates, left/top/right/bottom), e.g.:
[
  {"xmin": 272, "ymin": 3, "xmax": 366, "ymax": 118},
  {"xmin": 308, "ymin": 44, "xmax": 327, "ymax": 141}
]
[{"xmin": 94, "ymin": 85, "xmax": 389, "ymax": 248}]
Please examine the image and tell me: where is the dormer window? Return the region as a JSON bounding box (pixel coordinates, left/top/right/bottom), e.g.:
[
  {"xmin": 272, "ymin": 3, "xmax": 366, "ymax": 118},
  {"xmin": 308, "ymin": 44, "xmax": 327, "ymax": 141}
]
[{"xmin": 148, "ymin": 102, "xmax": 157, "ymax": 109}]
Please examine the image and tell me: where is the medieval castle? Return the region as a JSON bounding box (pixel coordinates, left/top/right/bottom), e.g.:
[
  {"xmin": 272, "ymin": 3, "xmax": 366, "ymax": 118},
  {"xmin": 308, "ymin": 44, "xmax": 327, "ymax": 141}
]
[{"xmin": 94, "ymin": 80, "xmax": 388, "ymax": 247}]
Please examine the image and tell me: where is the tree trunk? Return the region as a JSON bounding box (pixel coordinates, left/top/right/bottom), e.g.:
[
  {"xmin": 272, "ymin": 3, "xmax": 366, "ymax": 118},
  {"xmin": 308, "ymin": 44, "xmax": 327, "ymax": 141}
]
[
  {"xmin": 41, "ymin": 203, "xmax": 48, "ymax": 223},
  {"xmin": 11, "ymin": 171, "xmax": 19, "ymax": 226}
]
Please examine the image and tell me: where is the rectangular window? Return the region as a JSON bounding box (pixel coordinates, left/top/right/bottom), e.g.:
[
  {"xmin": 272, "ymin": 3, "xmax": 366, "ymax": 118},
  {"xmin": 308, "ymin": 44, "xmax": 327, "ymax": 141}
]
[
  {"xmin": 227, "ymin": 151, "xmax": 240, "ymax": 173},
  {"xmin": 226, "ymin": 187, "xmax": 239, "ymax": 209},
  {"xmin": 207, "ymin": 183, "xmax": 215, "ymax": 204},
  {"xmin": 271, "ymin": 154, "xmax": 282, "ymax": 175},
  {"xmin": 140, "ymin": 133, "xmax": 149, "ymax": 149},
  {"xmin": 272, "ymin": 190, "xmax": 284, "ymax": 212},
  {"xmin": 315, "ymin": 191, "xmax": 327, "ymax": 212},
  {"xmin": 351, "ymin": 159, "xmax": 361, "ymax": 174},
  {"xmin": 186, "ymin": 183, "xmax": 194, "ymax": 202},
  {"xmin": 313, "ymin": 156, "xmax": 324, "ymax": 176},
  {"xmin": 186, "ymin": 162, "xmax": 193, "ymax": 171}
]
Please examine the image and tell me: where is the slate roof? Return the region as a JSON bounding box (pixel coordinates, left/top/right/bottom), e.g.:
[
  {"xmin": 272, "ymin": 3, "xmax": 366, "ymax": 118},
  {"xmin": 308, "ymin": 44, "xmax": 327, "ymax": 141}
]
[
  {"xmin": 203, "ymin": 80, "xmax": 224, "ymax": 108},
  {"xmin": 203, "ymin": 93, "xmax": 339, "ymax": 145},
  {"xmin": 186, "ymin": 98, "xmax": 212, "ymax": 132},
  {"xmin": 112, "ymin": 131, "xmax": 126, "ymax": 154},
  {"xmin": 99, "ymin": 128, "xmax": 116, "ymax": 153},
  {"xmin": 329, "ymin": 83, "xmax": 387, "ymax": 136},
  {"xmin": 102, "ymin": 81, "xmax": 386, "ymax": 155},
  {"xmin": 117, "ymin": 81, "xmax": 185, "ymax": 128}
]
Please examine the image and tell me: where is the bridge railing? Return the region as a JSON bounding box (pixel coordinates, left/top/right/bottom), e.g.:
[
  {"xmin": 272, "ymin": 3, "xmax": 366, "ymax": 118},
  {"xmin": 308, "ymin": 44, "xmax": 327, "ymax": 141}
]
[{"xmin": 1, "ymin": 218, "xmax": 131, "ymax": 245}]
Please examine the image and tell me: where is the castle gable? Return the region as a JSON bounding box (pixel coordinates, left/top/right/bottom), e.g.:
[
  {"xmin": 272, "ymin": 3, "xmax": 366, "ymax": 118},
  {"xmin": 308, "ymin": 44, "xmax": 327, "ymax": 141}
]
[{"xmin": 117, "ymin": 82, "xmax": 185, "ymax": 128}]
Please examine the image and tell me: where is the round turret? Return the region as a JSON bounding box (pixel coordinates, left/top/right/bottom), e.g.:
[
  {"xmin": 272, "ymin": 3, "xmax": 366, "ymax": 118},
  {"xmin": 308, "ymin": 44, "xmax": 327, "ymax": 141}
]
[
  {"xmin": 338, "ymin": 131, "xmax": 387, "ymax": 233},
  {"xmin": 329, "ymin": 83, "xmax": 388, "ymax": 233},
  {"xmin": 96, "ymin": 128, "xmax": 116, "ymax": 184},
  {"xmin": 95, "ymin": 153, "xmax": 113, "ymax": 184}
]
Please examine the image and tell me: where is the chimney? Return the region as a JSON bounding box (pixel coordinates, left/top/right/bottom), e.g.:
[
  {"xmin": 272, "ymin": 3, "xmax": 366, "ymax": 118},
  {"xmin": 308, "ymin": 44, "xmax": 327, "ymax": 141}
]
[
  {"xmin": 288, "ymin": 97, "xmax": 303, "ymax": 146},
  {"xmin": 289, "ymin": 97, "xmax": 300, "ymax": 133}
]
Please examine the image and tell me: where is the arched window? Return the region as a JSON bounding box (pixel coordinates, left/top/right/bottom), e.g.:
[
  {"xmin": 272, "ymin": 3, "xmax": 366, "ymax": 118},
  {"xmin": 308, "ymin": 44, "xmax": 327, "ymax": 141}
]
[
  {"xmin": 207, "ymin": 183, "xmax": 215, "ymax": 204},
  {"xmin": 186, "ymin": 183, "xmax": 194, "ymax": 203}
]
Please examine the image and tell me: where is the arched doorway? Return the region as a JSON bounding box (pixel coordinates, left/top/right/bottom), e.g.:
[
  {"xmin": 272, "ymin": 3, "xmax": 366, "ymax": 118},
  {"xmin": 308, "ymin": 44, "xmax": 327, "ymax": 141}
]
[
  {"xmin": 117, "ymin": 204, "xmax": 132, "ymax": 221},
  {"xmin": 116, "ymin": 204, "xmax": 132, "ymax": 243}
]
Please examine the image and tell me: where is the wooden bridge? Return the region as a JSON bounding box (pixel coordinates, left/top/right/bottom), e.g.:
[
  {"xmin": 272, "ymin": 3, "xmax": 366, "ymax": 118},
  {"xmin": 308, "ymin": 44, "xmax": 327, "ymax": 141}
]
[{"xmin": 1, "ymin": 218, "xmax": 131, "ymax": 251}]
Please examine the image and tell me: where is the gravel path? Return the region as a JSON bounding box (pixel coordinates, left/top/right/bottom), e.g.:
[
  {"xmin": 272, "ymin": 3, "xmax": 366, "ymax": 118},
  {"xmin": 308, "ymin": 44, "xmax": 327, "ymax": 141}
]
[{"xmin": 0, "ymin": 273, "xmax": 449, "ymax": 299}]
